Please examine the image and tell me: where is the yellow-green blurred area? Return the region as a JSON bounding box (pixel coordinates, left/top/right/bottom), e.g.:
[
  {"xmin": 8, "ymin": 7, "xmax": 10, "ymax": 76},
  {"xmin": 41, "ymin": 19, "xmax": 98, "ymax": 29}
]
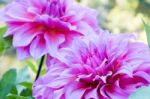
[
  {"xmin": 0, "ymin": 0, "xmax": 150, "ymax": 78},
  {"xmin": 79, "ymin": 0, "xmax": 150, "ymax": 43}
]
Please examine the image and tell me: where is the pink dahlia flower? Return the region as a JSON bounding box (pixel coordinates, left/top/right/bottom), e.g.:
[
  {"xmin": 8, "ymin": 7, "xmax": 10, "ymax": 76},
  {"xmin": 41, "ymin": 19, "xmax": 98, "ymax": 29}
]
[
  {"xmin": 1, "ymin": 0, "xmax": 98, "ymax": 60},
  {"xmin": 33, "ymin": 32, "xmax": 150, "ymax": 99}
]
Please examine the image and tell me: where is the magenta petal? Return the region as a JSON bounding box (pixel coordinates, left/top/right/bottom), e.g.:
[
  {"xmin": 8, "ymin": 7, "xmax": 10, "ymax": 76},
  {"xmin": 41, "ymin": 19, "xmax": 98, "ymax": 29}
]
[
  {"xmin": 85, "ymin": 87, "xmax": 99, "ymax": 99},
  {"xmin": 6, "ymin": 3, "xmax": 34, "ymax": 21},
  {"xmin": 65, "ymin": 83, "xmax": 86, "ymax": 99},
  {"xmin": 44, "ymin": 33, "xmax": 65, "ymax": 57},
  {"xmin": 4, "ymin": 27, "xmax": 17, "ymax": 37},
  {"xmin": 4, "ymin": 22, "xmax": 24, "ymax": 37},
  {"xmin": 59, "ymin": 31, "xmax": 83, "ymax": 48},
  {"xmin": 134, "ymin": 71, "xmax": 150, "ymax": 83},
  {"xmin": 53, "ymin": 89, "xmax": 64, "ymax": 99},
  {"xmin": 106, "ymin": 84, "xmax": 129, "ymax": 99},
  {"xmin": 30, "ymin": 35, "xmax": 47, "ymax": 59},
  {"xmin": 16, "ymin": 46, "xmax": 30, "ymax": 60},
  {"xmin": 2, "ymin": 0, "xmax": 98, "ymax": 60},
  {"xmin": 13, "ymin": 24, "xmax": 38, "ymax": 47},
  {"xmin": 47, "ymin": 77, "xmax": 69, "ymax": 88},
  {"xmin": 33, "ymin": 32, "xmax": 150, "ymax": 99}
]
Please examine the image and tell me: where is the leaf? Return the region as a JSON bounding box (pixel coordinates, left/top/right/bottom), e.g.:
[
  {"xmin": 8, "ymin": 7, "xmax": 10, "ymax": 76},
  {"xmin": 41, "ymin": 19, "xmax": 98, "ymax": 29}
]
[
  {"xmin": 0, "ymin": 26, "xmax": 12, "ymax": 55},
  {"xmin": 10, "ymin": 86, "xmax": 18, "ymax": 95},
  {"xmin": 7, "ymin": 94, "xmax": 27, "ymax": 99},
  {"xmin": 40, "ymin": 68, "xmax": 46, "ymax": 76},
  {"xmin": 0, "ymin": 26, "xmax": 7, "ymax": 37},
  {"xmin": 6, "ymin": 68, "xmax": 33, "ymax": 99},
  {"xmin": 19, "ymin": 82, "xmax": 32, "ymax": 90},
  {"xmin": 129, "ymin": 86, "xmax": 150, "ymax": 99},
  {"xmin": 20, "ymin": 89, "xmax": 32, "ymax": 97},
  {"xmin": 0, "ymin": 40, "xmax": 5, "ymax": 54},
  {"xmin": 143, "ymin": 20, "xmax": 150, "ymax": 48},
  {"xmin": 4, "ymin": 37, "xmax": 12, "ymax": 49},
  {"xmin": 7, "ymin": 94, "xmax": 33, "ymax": 99},
  {"xmin": 17, "ymin": 67, "xmax": 31, "ymax": 83},
  {"xmin": 16, "ymin": 67, "xmax": 31, "ymax": 94},
  {"xmin": 0, "ymin": 69, "xmax": 17, "ymax": 99},
  {"xmin": 26, "ymin": 60, "xmax": 37, "ymax": 73}
]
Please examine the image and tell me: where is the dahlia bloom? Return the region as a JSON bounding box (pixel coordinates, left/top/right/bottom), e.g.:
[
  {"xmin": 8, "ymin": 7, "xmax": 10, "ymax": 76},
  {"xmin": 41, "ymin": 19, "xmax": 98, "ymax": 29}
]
[
  {"xmin": 1, "ymin": 0, "xmax": 98, "ymax": 60},
  {"xmin": 33, "ymin": 32, "xmax": 150, "ymax": 99}
]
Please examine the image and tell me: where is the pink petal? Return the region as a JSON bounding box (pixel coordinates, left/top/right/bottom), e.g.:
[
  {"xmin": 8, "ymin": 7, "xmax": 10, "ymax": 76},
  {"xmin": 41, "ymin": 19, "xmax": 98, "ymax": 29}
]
[
  {"xmin": 30, "ymin": 35, "xmax": 47, "ymax": 59},
  {"xmin": 65, "ymin": 82, "xmax": 86, "ymax": 99},
  {"xmin": 84, "ymin": 87, "xmax": 99, "ymax": 99},
  {"xmin": 134, "ymin": 71, "xmax": 150, "ymax": 83},
  {"xmin": 47, "ymin": 77, "xmax": 70, "ymax": 88},
  {"xmin": 44, "ymin": 33, "xmax": 65, "ymax": 57},
  {"xmin": 4, "ymin": 22, "xmax": 24, "ymax": 37},
  {"xmin": 16, "ymin": 46, "xmax": 30, "ymax": 60},
  {"xmin": 106, "ymin": 84, "xmax": 129, "ymax": 99},
  {"xmin": 6, "ymin": 2, "xmax": 34, "ymax": 21},
  {"xmin": 13, "ymin": 24, "xmax": 39, "ymax": 47}
]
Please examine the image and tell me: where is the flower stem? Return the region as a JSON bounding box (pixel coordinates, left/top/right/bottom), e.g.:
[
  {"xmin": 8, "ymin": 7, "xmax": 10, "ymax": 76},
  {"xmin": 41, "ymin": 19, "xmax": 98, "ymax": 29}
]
[{"xmin": 35, "ymin": 56, "xmax": 45, "ymax": 81}]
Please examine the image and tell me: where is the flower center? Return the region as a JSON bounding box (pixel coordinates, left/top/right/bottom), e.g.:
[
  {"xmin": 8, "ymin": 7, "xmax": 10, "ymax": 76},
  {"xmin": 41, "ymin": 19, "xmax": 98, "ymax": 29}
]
[
  {"xmin": 78, "ymin": 71, "xmax": 114, "ymax": 89},
  {"xmin": 78, "ymin": 49, "xmax": 116, "ymax": 88}
]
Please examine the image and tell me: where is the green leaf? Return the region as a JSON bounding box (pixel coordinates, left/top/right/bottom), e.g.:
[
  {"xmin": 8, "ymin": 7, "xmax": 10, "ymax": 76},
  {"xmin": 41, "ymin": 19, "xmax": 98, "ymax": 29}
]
[
  {"xmin": 19, "ymin": 82, "xmax": 32, "ymax": 90},
  {"xmin": 0, "ymin": 69, "xmax": 17, "ymax": 99},
  {"xmin": 17, "ymin": 67, "xmax": 31, "ymax": 83},
  {"xmin": 0, "ymin": 40, "xmax": 5, "ymax": 54},
  {"xmin": 143, "ymin": 21, "xmax": 150, "ymax": 48},
  {"xmin": 40, "ymin": 69, "xmax": 46, "ymax": 76},
  {"xmin": 0, "ymin": 26, "xmax": 12, "ymax": 55},
  {"xmin": 16, "ymin": 67, "xmax": 31, "ymax": 94},
  {"xmin": 0, "ymin": 26, "xmax": 7, "ymax": 37},
  {"xmin": 26, "ymin": 60, "xmax": 37, "ymax": 73},
  {"xmin": 7, "ymin": 94, "xmax": 33, "ymax": 99},
  {"xmin": 129, "ymin": 86, "xmax": 150, "ymax": 99},
  {"xmin": 4, "ymin": 37, "xmax": 12, "ymax": 49},
  {"xmin": 7, "ymin": 94, "xmax": 27, "ymax": 99},
  {"xmin": 10, "ymin": 86, "xmax": 18, "ymax": 95},
  {"xmin": 20, "ymin": 89, "xmax": 32, "ymax": 97}
]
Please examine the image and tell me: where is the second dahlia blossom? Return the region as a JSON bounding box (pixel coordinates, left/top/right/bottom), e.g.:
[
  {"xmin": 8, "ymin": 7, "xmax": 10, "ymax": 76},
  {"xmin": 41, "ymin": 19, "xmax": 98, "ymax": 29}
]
[
  {"xmin": 33, "ymin": 32, "xmax": 150, "ymax": 99},
  {"xmin": 1, "ymin": 0, "xmax": 98, "ymax": 60}
]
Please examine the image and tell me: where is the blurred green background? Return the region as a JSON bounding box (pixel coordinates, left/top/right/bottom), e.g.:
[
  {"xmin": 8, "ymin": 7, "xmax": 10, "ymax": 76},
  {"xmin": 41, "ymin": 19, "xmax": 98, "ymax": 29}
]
[{"xmin": 0, "ymin": 0, "xmax": 150, "ymax": 78}]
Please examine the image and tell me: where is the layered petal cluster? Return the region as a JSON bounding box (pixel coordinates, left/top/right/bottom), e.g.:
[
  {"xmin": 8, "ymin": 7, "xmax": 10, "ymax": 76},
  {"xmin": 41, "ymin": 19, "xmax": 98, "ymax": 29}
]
[
  {"xmin": 1, "ymin": 0, "xmax": 98, "ymax": 60},
  {"xmin": 33, "ymin": 32, "xmax": 150, "ymax": 99}
]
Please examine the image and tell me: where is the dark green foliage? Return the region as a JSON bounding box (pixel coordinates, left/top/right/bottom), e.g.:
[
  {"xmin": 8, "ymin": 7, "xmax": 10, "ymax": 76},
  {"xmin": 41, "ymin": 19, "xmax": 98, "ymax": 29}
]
[
  {"xmin": 0, "ymin": 69, "xmax": 17, "ymax": 99},
  {"xmin": 0, "ymin": 26, "xmax": 12, "ymax": 55}
]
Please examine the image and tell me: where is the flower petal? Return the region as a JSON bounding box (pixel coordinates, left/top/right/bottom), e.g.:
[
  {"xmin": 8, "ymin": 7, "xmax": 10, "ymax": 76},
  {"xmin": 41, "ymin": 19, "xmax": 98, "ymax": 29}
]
[
  {"xmin": 30, "ymin": 35, "xmax": 47, "ymax": 59},
  {"xmin": 16, "ymin": 46, "xmax": 30, "ymax": 60},
  {"xmin": 44, "ymin": 33, "xmax": 65, "ymax": 57},
  {"xmin": 13, "ymin": 24, "xmax": 39, "ymax": 47}
]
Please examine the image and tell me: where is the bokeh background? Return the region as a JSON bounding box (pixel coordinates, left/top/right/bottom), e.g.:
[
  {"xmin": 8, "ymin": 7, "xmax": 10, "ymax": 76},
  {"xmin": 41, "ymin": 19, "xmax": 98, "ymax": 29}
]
[{"xmin": 0, "ymin": 0, "xmax": 150, "ymax": 79}]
